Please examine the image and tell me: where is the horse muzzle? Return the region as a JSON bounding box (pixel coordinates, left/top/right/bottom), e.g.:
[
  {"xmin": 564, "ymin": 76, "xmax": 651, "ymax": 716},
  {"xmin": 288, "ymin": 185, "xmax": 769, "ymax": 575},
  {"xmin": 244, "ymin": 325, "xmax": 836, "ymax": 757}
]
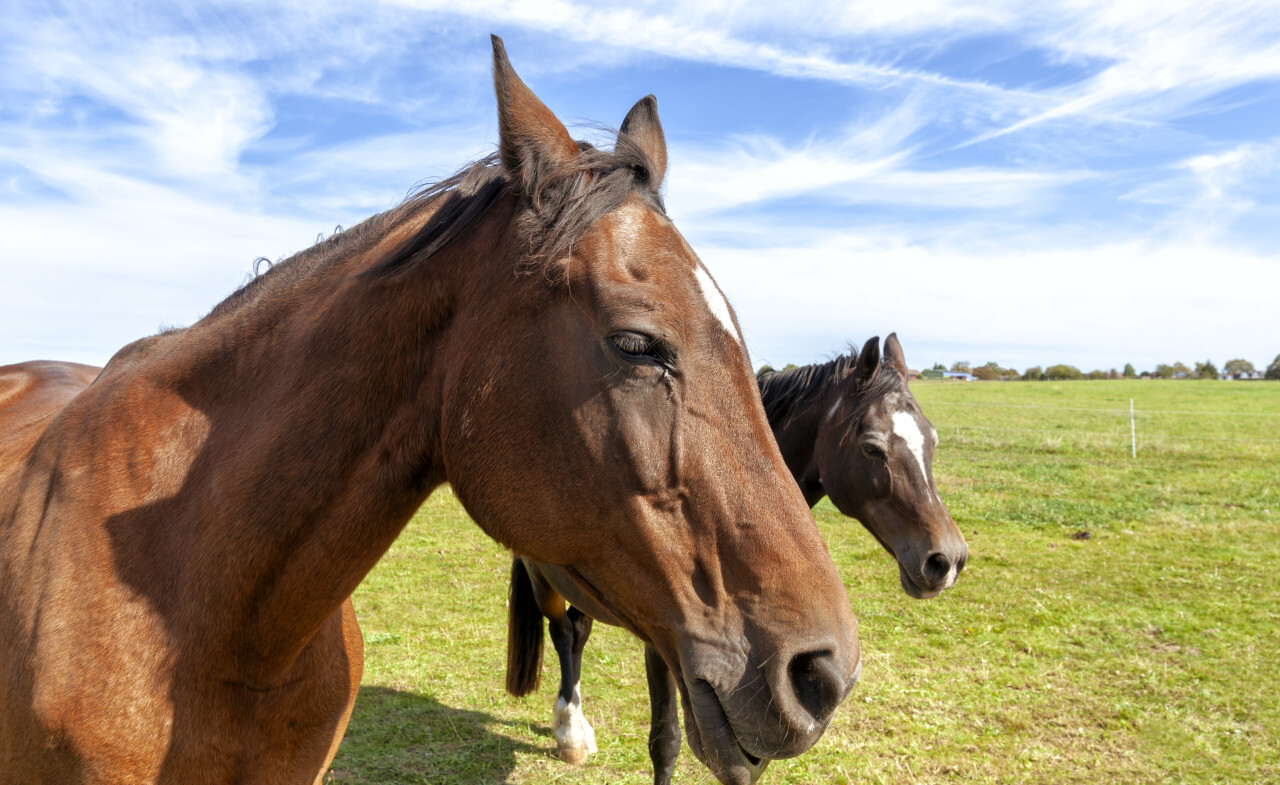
[
  {"xmin": 677, "ymin": 633, "xmax": 861, "ymax": 785},
  {"xmin": 898, "ymin": 541, "xmax": 968, "ymax": 599}
]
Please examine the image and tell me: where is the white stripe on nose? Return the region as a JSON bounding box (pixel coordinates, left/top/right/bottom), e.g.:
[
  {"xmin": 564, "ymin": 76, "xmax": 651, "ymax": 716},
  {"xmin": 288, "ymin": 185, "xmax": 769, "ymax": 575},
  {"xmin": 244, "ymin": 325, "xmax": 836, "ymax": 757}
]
[{"xmin": 891, "ymin": 410, "xmax": 935, "ymax": 501}]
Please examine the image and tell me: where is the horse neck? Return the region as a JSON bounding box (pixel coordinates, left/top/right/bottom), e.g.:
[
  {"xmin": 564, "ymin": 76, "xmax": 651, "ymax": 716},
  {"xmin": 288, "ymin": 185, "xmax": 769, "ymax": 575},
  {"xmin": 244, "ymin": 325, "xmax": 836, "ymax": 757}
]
[
  {"xmin": 759, "ymin": 362, "xmax": 842, "ymax": 495},
  {"xmin": 105, "ymin": 200, "xmax": 511, "ymax": 676}
]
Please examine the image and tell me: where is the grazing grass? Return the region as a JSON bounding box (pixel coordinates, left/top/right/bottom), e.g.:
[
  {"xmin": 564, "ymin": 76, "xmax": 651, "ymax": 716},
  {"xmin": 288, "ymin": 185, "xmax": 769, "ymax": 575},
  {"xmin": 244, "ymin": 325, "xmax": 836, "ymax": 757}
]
[{"xmin": 329, "ymin": 380, "xmax": 1280, "ymax": 784}]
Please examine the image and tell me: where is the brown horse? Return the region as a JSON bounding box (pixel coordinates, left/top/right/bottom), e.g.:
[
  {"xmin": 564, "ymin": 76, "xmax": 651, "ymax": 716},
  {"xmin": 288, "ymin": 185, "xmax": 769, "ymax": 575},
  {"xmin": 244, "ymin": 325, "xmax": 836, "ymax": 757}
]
[
  {"xmin": 507, "ymin": 334, "xmax": 967, "ymax": 782},
  {"xmin": 0, "ymin": 37, "xmax": 860, "ymax": 785}
]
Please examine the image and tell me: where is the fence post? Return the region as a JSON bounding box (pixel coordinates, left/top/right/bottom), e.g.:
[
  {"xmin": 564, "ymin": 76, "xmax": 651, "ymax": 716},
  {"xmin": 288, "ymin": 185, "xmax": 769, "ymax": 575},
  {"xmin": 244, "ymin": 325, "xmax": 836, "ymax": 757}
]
[{"xmin": 1130, "ymin": 398, "xmax": 1137, "ymax": 458}]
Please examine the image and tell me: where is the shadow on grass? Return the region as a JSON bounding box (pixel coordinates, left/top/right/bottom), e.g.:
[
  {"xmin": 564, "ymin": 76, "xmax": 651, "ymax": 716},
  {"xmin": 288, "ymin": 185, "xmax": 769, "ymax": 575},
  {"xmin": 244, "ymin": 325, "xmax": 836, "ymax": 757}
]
[{"xmin": 327, "ymin": 686, "xmax": 545, "ymax": 784}]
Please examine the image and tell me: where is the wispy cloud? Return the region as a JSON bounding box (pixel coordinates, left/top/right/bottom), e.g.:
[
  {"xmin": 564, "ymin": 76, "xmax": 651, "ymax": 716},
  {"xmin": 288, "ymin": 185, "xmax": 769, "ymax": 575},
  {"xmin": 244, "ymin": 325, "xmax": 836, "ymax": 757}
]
[
  {"xmin": 1, "ymin": 0, "xmax": 1277, "ymax": 371},
  {"xmin": 390, "ymin": 0, "xmax": 1038, "ymax": 98},
  {"xmin": 702, "ymin": 228, "xmax": 1279, "ymax": 372},
  {"xmin": 667, "ymin": 136, "xmax": 1092, "ymax": 220},
  {"xmin": 958, "ymin": 1, "xmax": 1280, "ymax": 144}
]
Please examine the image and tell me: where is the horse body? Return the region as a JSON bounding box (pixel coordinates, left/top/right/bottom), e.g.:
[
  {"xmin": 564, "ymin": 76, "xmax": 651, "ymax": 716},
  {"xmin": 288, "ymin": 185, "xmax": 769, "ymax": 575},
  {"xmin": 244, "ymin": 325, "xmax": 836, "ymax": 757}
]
[
  {"xmin": 0, "ymin": 38, "xmax": 859, "ymax": 785},
  {"xmin": 0, "ymin": 230, "xmax": 427, "ymax": 782},
  {"xmin": 509, "ymin": 334, "xmax": 968, "ymax": 782}
]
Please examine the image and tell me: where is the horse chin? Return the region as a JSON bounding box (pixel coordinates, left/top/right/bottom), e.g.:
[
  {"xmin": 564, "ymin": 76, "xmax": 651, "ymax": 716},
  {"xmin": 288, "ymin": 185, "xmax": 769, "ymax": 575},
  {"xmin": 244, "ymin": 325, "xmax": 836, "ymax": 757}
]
[
  {"xmin": 898, "ymin": 564, "xmax": 943, "ymax": 600},
  {"xmin": 680, "ymin": 678, "xmax": 771, "ymax": 785}
]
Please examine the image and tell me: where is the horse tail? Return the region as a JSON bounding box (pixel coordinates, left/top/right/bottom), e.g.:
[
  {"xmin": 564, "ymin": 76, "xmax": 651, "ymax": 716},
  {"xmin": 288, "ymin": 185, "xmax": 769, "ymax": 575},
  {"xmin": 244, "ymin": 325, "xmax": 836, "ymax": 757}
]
[{"xmin": 506, "ymin": 556, "xmax": 545, "ymax": 697}]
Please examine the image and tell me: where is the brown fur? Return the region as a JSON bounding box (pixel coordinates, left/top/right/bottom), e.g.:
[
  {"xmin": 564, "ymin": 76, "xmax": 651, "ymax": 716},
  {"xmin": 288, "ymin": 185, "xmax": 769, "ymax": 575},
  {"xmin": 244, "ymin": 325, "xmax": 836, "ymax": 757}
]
[{"xmin": 0, "ymin": 37, "xmax": 858, "ymax": 785}]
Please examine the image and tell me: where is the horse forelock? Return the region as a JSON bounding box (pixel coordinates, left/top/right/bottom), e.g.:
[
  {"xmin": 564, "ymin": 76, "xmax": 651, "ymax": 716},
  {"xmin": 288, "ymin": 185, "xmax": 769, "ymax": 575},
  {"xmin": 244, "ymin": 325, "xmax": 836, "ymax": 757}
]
[{"xmin": 840, "ymin": 364, "xmax": 909, "ymax": 441}]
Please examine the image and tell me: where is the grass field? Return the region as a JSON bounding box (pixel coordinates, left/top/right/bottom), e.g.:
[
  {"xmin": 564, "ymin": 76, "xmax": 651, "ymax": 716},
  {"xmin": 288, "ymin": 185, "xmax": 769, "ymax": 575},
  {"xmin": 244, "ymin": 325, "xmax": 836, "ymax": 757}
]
[{"xmin": 328, "ymin": 380, "xmax": 1280, "ymax": 784}]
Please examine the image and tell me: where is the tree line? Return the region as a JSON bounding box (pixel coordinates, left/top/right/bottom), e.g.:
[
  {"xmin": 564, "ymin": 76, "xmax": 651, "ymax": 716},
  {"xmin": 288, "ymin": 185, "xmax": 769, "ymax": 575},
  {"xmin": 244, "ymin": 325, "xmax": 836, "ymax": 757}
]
[{"xmin": 927, "ymin": 355, "xmax": 1280, "ymax": 381}]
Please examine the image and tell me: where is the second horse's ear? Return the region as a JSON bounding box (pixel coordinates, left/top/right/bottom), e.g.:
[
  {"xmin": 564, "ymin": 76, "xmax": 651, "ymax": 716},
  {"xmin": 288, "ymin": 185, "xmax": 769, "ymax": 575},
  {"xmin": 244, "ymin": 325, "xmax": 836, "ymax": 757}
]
[
  {"xmin": 855, "ymin": 336, "xmax": 881, "ymax": 384},
  {"xmin": 619, "ymin": 95, "xmax": 666, "ymax": 190},
  {"xmin": 491, "ymin": 35, "xmax": 580, "ymax": 193},
  {"xmin": 883, "ymin": 333, "xmax": 909, "ymax": 379}
]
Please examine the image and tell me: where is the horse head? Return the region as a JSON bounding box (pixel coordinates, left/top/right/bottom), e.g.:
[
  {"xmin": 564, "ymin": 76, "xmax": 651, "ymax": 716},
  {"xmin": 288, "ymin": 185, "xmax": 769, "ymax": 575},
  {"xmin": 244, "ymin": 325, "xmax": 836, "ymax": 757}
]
[
  {"xmin": 430, "ymin": 37, "xmax": 860, "ymax": 784},
  {"xmin": 818, "ymin": 334, "xmax": 968, "ymax": 599}
]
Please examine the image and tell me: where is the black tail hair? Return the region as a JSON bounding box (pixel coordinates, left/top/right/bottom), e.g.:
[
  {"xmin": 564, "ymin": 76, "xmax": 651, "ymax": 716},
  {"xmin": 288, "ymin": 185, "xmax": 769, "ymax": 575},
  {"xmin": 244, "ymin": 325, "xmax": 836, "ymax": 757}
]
[{"xmin": 506, "ymin": 557, "xmax": 545, "ymax": 697}]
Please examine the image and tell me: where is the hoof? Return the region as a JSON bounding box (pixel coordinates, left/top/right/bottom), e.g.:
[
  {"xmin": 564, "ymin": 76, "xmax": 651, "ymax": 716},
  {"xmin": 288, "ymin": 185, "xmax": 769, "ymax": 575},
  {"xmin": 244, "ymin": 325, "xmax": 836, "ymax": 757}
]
[
  {"xmin": 552, "ymin": 694, "xmax": 598, "ymax": 765},
  {"xmin": 557, "ymin": 740, "xmax": 591, "ymax": 765}
]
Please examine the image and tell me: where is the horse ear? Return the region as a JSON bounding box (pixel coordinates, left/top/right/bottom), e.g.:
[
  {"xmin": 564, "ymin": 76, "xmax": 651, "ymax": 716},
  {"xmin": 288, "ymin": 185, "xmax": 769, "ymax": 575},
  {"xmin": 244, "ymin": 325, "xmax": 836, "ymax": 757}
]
[
  {"xmin": 883, "ymin": 332, "xmax": 909, "ymax": 379},
  {"xmin": 491, "ymin": 35, "xmax": 579, "ymax": 192},
  {"xmin": 855, "ymin": 335, "xmax": 881, "ymax": 383},
  {"xmin": 620, "ymin": 95, "xmax": 667, "ymax": 189}
]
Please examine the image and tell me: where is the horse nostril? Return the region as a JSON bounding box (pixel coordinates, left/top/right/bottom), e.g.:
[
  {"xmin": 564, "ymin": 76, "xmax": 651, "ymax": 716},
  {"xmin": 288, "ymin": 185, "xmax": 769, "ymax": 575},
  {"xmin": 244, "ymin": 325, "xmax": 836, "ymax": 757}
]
[
  {"xmin": 923, "ymin": 552, "xmax": 954, "ymax": 585},
  {"xmin": 786, "ymin": 649, "xmax": 844, "ymax": 724}
]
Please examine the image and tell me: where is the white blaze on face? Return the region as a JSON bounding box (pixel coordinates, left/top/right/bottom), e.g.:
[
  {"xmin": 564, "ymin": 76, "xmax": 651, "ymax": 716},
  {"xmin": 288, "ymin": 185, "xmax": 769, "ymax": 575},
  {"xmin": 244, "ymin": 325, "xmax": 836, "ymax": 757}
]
[
  {"xmin": 891, "ymin": 410, "xmax": 935, "ymax": 501},
  {"xmin": 692, "ymin": 264, "xmax": 740, "ymax": 344}
]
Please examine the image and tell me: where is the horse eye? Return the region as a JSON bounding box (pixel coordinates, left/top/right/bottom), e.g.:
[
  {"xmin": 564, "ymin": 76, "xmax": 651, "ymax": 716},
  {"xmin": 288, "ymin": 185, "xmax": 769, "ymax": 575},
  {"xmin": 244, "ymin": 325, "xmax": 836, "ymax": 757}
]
[
  {"xmin": 610, "ymin": 331, "xmax": 659, "ymax": 360},
  {"xmin": 610, "ymin": 331, "xmax": 651, "ymax": 357},
  {"xmin": 861, "ymin": 443, "xmax": 887, "ymax": 462}
]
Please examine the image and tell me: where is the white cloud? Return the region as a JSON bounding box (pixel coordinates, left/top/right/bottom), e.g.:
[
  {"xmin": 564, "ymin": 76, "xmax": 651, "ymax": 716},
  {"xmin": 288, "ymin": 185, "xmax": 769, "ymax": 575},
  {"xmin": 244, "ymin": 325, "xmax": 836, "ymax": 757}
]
[
  {"xmin": 961, "ymin": 1, "xmax": 1280, "ymax": 142},
  {"xmin": 2, "ymin": 0, "xmax": 1278, "ymax": 373},
  {"xmin": 374, "ymin": 0, "xmax": 1280, "ymax": 143},
  {"xmin": 0, "ymin": 157, "xmax": 327, "ymax": 366},
  {"xmin": 700, "ymin": 229, "xmax": 1279, "ymax": 372},
  {"xmin": 1184, "ymin": 140, "xmax": 1280, "ymax": 206},
  {"xmin": 4, "ymin": 17, "xmax": 274, "ymax": 179},
  {"xmin": 1121, "ymin": 138, "xmax": 1280, "ymax": 243},
  {"xmin": 388, "ymin": 0, "xmax": 1030, "ymax": 96},
  {"xmin": 664, "ymin": 127, "xmax": 1093, "ymax": 223}
]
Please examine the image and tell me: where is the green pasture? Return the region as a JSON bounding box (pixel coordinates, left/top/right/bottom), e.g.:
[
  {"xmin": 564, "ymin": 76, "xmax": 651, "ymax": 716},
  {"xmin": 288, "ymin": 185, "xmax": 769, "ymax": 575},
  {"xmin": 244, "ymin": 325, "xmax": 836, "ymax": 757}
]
[{"xmin": 329, "ymin": 380, "xmax": 1279, "ymax": 784}]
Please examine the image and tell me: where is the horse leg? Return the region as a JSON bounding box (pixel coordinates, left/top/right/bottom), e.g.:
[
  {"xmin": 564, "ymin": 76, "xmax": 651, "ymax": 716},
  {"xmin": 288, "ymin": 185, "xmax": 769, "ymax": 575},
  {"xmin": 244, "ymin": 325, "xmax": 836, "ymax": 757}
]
[
  {"xmin": 548, "ymin": 606, "xmax": 597, "ymax": 764},
  {"xmin": 567, "ymin": 606, "xmax": 593, "ymax": 697},
  {"xmin": 645, "ymin": 644, "xmax": 681, "ymax": 785}
]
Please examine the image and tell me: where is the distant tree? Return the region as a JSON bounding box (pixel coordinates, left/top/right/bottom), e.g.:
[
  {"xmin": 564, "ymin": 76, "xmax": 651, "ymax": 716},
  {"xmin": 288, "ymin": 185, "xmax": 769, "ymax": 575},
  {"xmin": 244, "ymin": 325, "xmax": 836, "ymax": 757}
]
[
  {"xmin": 1194, "ymin": 360, "xmax": 1219, "ymax": 380},
  {"xmin": 1085, "ymin": 369, "xmax": 1109, "ymax": 380},
  {"xmin": 1109, "ymin": 368, "xmax": 1122, "ymax": 380},
  {"xmin": 1140, "ymin": 370, "xmax": 1152, "ymax": 378},
  {"xmin": 782, "ymin": 363, "xmax": 799, "ymax": 371},
  {"xmin": 950, "ymin": 361, "xmax": 971, "ymax": 373},
  {"xmin": 930, "ymin": 362, "xmax": 946, "ymax": 371},
  {"xmin": 1045, "ymin": 364, "xmax": 1083, "ymax": 380},
  {"xmin": 756, "ymin": 363, "xmax": 775, "ymax": 376},
  {"xmin": 1001, "ymin": 367, "xmax": 1021, "ymax": 381},
  {"xmin": 1123, "ymin": 363, "xmax": 1136, "ymax": 378},
  {"xmin": 1267, "ymin": 355, "xmax": 1280, "ymax": 380},
  {"xmin": 1023, "ymin": 366, "xmax": 1044, "ymax": 381},
  {"xmin": 1155, "ymin": 362, "xmax": 1190, "ymax": 379},
  {"xmin": 972, "ymin": 366, "xmax": 999, "ymax": 381},
  {"xmin": 1224, "ymin": 358, "xmax": 1255, "ymax": 378}
]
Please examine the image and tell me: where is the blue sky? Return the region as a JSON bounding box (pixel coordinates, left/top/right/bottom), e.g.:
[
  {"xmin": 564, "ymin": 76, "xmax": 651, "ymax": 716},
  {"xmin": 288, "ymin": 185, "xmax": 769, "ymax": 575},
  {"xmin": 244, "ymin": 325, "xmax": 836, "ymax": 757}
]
[{"xmin": 2, "ymin": 1, "xmax": 1278, "ymax": 373}]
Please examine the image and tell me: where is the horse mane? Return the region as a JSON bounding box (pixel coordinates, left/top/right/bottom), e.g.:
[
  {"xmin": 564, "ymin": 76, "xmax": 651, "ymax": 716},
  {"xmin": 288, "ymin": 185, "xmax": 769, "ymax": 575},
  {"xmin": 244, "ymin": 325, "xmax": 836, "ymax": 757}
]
[
  {"xmin": 757, "ymin": 348, "xmax": 904, "ymax": 433},
  {"xmin": 758, "ymin": 357, "xmax": 853, "ymax": 427},
  {"xmin": 208, "ymin": 131, "xmax": 664, "ymax": 320},
  {"xmin": 371, "ymin": 132, "xmax": 663, "ymax": 278}
]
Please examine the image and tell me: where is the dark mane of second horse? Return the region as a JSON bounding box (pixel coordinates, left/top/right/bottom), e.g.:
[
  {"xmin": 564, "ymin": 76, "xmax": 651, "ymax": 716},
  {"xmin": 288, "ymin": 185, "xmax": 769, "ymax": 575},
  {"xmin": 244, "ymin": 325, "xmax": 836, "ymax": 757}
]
[{"xmin": 757, "ymin": 350, "xmax": 902, "ymax": 432}]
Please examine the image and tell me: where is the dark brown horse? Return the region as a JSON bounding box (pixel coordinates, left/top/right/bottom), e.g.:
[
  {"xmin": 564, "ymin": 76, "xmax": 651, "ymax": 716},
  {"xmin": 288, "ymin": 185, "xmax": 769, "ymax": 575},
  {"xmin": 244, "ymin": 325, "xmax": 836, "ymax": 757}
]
[
  {"xmin": 507, "ymin": 334, "xmax": 966, "ymax": 782},
  {"xmin": 0, "ymin": 37, "xmax": 860, "ymax": 785}
]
